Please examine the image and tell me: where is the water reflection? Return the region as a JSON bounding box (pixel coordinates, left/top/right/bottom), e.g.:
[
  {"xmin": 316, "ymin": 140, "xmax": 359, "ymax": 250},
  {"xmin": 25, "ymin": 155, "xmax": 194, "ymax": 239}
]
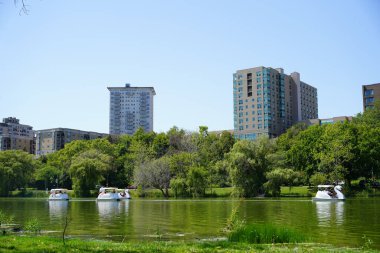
[
  {"xmin": 48, "ymin": 201, "xmax": 68, "ymax": 219},
  {"xmin": 97, "ymin": 201, "xmax": 123, "ymax": 222},
  {"xmin": 315, "ymin": 201, "xmax": 344, "ymax": 227}
]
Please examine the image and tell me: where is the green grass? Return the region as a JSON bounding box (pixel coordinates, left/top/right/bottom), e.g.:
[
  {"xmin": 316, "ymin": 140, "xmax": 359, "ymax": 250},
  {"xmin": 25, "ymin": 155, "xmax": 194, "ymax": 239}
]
[
  {"xmin": 228, "ymin": 223, "xmax": 307, "ymax": 244},
  {"xmin": 280, "ymin": 186, "xmax": 312, "ymax": 197},
  {"xmin": 0, "ymin": 235, "xmax": 377, "ymax": 253}
]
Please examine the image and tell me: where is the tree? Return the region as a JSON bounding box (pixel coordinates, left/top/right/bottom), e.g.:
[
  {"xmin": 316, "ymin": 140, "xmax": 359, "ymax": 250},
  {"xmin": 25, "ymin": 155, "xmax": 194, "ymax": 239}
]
[
  {"xmin": 309, "ymin": 173, "xmax": 328, "ymax": 186},
  {"xmin": 35, "ymin": 165, "xmax": 61, "ymax": 190},
  {"xmin": 227, "ymin": 137, "xmax": 275, "ymax": 197},
  {"xmin": 316, "ymin": 122, "xmax": 358, "ymax": 186},
  {"xmin": 187, "ymin": 166, "xmax": 208, "ymax": 197},
  {"xmin": 0, "ymin": 150, "xmax": 38, "ymax": 196},
  {"xmin": 285, "ymin": 125, "xmax": 324, "ymax": 182},
  {"xmin": 152, "ymin": 133, "xmax": 170, "ymax": 158},
  {"xmin": 264, "ymin": 168, "xmax": 301, "ymax": 196},
  {"xmin": 134, "ymin": 157, "xmax": 171, "ymax": 198},
  {"xmin": 69, "ymin": 149, "xmax": 112, "ymax": 197}
]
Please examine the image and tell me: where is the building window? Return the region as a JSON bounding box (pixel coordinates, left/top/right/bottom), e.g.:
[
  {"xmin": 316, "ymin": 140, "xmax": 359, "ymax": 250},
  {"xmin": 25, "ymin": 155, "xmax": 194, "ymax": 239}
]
[{"xmin": 364, "ymin": 89, "xmax": 374, "ymax": 96}]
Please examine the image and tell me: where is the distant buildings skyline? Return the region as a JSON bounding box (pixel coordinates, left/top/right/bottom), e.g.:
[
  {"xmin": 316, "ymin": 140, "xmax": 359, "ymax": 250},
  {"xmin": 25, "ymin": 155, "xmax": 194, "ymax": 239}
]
[
  {"xmin": 1, "ymin": 74, "xmax": 378, "ymax": 155},
  {"xmin": 233, "ymin": 67, "xmax": 318, "ymax": 140},
  {"xmin": 108, "ymin": 84, "xmax": 156, "ymax": 135}
]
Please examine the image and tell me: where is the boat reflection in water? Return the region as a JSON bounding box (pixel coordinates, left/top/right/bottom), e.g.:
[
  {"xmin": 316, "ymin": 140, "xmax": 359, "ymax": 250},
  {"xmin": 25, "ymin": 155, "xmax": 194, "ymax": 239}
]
[
  {"xmin": 49, "ymin": 200, "xmax": 68, "ymax": 219},
  {"xmin": 315, "ymin": 201, "xmax": 344, "ymax": 227},
  {"xmin": 97, "ymin": 201, "xmax": 123, "ymax": 222}
]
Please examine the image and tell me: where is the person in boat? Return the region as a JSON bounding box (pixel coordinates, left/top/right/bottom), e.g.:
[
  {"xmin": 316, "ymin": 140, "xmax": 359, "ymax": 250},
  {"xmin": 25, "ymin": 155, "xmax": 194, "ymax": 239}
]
[{"xmin": 327, "ymin": 187, "xmax": 337, "ymax": 198}]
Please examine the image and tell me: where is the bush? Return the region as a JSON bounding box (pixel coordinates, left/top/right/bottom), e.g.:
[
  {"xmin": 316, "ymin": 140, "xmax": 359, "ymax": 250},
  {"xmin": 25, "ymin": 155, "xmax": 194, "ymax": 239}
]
[
  {"xmin": 24, "ymin": 218, "xmax": 42, "ymax": 234},
  {"xmin": 228, "ymin": 223, "xmax": 306, "ymax": 244},
  {"xmin": 0, "ymin": 210, "xmax": 14, "ymax": 225}
]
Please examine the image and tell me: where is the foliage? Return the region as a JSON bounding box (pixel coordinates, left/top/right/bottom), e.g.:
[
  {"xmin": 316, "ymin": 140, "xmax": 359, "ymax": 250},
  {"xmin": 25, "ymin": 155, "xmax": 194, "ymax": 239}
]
[
  {"xmin": 264, "ymin": 168, "xmax": 301, "ymax": 197},
  {"xmin": 0, "ymin": 210, "xmax": 14, "ymax": 225},
  {"xmin": 69, "ymin": 149, "xmax": 112, "ymax": 197},
  {"xmin": 227, "ymin": 137, "xmax": 275, "ymax": 197},
  {"xmin": 0, "ymin": 150, "xmax": 39, "ymax": 196},
  {"xmin": 310, "ymin": 173, "xmax": 328, "ymax": 186},
  {"xmin": 2, "ymin": 109, "xmax": 380, "ymax": 199},
  {"xmin": 0, "ymin": 235, "xmax": 372, "ymax": 253},
  {"xmin": 187, "ymin": 166, "xmax": 208, "ymax": 197},
  {"xmin": 228, "ymin": 223, "xmax": 306, "ymax": 244},
  {"xmin": 24, "ymin": 218, "xmax": 42, "ymax": 234},
  {"xmin": 34, "ymin": 165, "xmax": 61, "ymax": 190},
  {"xmin": 134, "ymin": 157, "xmax": 171, "ymax": 198}
]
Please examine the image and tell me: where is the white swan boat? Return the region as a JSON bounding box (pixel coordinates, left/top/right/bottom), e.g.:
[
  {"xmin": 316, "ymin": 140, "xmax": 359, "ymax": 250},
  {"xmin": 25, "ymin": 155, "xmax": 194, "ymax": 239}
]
[
  {"xmin": 97, "ymin": 187, "xmax": 120, "ymax": 201},
  {"xmin": 48, "ymin": 188, "xmax": 69, "ymax": 201},
  {"xmin": 312, "ymin": 185, "xmax": 345, "ymax": 201},
  {"xmin": 118, "ymin": 189, "xmax": 131, "ymax": 200}
]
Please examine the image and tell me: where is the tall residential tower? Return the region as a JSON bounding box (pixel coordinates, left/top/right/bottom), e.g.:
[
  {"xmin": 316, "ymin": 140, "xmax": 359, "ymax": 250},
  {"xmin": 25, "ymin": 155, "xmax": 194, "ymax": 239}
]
[
  {"xmin": 108, "ymin": 84, "xmax": 156, "ymax": 135},
  {"xmin": 233, "ymin": 67, "xmax": 318, "ymax": 140}
]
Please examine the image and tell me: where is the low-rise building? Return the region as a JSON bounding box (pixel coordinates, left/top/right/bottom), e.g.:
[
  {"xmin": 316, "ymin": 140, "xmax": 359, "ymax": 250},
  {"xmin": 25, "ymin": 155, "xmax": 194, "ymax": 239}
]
[
  {"xmin": 0, "ymin": 117, "xmax": 35, "ymax": 154},
  {"xmin": 302, "ymin": 116, "xmax": 352, "ymax": 126},
  {"xmin": 35, "ymin": 128, "xmax": 108, "ymax": 156}
]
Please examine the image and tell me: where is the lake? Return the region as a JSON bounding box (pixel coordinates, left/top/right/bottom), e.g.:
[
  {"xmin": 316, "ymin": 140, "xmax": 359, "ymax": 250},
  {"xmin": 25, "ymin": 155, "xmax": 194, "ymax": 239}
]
[{"xmin": 0, "ymin": 198, "xmax": 379, "ymax": 249}]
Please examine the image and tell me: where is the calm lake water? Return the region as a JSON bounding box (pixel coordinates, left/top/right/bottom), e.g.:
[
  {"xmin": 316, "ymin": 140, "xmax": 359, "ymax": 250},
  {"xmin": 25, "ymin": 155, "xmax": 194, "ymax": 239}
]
[{"xmin": 0, "ymin": 198, "xmax": 379, "ymax": 248}]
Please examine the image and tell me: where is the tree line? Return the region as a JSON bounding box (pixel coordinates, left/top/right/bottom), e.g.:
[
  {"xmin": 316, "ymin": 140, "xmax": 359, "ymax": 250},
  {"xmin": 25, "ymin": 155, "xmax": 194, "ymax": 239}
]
[{"xmin": 1, "ymin": 103, "xmax": 380, "ymax": 197}]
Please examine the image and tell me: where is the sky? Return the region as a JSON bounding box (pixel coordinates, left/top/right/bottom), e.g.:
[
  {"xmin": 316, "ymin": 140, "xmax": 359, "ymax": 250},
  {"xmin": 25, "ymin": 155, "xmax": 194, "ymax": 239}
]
[{"xmin": 0, "ymin": 0, "xmax": 379, "ymax": 134}]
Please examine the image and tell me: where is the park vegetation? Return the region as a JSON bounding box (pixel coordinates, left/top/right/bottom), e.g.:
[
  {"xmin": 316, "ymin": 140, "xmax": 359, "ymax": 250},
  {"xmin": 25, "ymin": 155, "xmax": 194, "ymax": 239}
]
[{"xmin": 0, "ymin": 103, "xmax": 380, "ymax": 198}]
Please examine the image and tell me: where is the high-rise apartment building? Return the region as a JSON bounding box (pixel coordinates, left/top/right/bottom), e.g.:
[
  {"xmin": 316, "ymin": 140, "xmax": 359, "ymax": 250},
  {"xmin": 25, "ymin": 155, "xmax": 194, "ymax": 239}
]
[
  {"xmin": 362, "ymin": 83, "xmax": 380, "ymax": 111},
  {"xmin": 35, "ymin": 128, "xmax": 108, "ymax": 156},
  {"xmin": 108, "ymin": 84, "xmax": 156, "ymax": 135},
  {"xmin": 0, "ymin": 117, "xmax": 35, "ymax": 154},
  {"xmin": 233, "ymin": 66, "xmax": 318, "ymax": 140}
]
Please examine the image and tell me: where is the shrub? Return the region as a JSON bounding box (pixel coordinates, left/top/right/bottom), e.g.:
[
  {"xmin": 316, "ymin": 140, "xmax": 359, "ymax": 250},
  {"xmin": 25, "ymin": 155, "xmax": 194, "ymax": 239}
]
[
  {"xmin": 24, "ymin": 218, "xmax": 42, "ymax": 234},
  {"xmin": 228, "ymin": 223, "xmax": 306, "ymax": 244}
]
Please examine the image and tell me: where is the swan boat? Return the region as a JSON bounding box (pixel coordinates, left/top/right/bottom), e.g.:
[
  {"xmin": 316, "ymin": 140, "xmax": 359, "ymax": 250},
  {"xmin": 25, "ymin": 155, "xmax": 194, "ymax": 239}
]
[
  {"xmin": 97, "ymin": 187, "xmax": 120, "ymax": 201},
  {"xmin": 118, "ymin": 189, "xmax": 131, "ymax": 200},
  {"xmin": 49, "ymin": 188, "xmax": 69, "ymax": 201},
  {"xmin": 312, "ymin": 185, "xmax": 345, "ymax": 201}
]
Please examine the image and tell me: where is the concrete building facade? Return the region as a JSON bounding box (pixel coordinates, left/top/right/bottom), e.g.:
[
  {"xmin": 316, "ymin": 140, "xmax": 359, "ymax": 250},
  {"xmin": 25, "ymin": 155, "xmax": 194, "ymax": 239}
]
[
  {"xmin": 35, "ymin": 128, "xmax": 108, "ymax": 156},
  {"xmin": 362, "ymin": 83, "xmax": 380, "ymax": 111},
  {"xmin": 0, "ymin": 117, "xmax": 35, "ymax": 154},
  {"xmin": 302, "ymin": 116, "xmax": 352, "ymax": 126},
  {"xmin": 108, "ymin": 84, "xmax": 156, "ymax": 135},
  {"xmin": 233, "ymin": 66, "xmax": 318, "ymax": 140}
]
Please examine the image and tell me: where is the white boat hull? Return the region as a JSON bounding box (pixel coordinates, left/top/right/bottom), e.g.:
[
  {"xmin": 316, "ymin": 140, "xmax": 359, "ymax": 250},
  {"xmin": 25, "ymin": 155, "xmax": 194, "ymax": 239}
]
[
  {"xmin": 312, "ymin": 197, "xmax": 345, "ymax": 201},
  {"xmin": 97, "ymin": 192, "xmax": 120, "ymax": 201},
  {"xmin": 49, "ymin": 194, "xmax": 69, "ymax": 201}
]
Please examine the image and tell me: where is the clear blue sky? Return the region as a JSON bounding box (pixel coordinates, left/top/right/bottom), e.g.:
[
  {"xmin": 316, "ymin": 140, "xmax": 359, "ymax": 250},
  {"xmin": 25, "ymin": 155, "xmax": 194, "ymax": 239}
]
[{"xmin": 1, "ymin": 0, "xmax": 379, "ymax": 134}]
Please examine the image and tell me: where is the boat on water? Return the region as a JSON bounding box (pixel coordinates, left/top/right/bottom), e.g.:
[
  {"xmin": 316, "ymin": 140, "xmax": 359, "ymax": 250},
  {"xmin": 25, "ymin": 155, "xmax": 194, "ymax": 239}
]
[
  {"xmin": 48, "ymin": 188, "xmax": 69, "ymax": 201},
  {"xmin": 312, "ymin": 185, "xmax": 345, "ymax": 201},
  {"xmin": 118, "ymin": 189, "xmax": 131, "ymax": 200},
  {"xmin": 97, "ymin": 187, "xmax": 120, "ymax": 201}
]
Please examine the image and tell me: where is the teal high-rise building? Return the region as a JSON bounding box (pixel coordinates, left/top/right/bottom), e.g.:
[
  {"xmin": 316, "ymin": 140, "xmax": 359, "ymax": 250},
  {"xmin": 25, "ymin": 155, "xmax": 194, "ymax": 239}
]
[{"xmin": 233, "ymin": 67, "xmax": 318, "ymax": 140}]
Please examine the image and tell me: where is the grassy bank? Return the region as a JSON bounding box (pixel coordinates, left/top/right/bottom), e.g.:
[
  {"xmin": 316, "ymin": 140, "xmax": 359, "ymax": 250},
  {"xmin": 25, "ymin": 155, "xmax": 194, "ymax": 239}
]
[{"xmin": 0, "ymin": 236, "xmax": 377, "ymax": 253}]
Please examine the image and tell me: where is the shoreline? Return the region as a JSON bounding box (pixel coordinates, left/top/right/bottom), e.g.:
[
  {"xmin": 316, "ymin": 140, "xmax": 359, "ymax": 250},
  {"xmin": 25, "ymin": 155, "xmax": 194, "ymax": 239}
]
[{"xmin": 0, "ymin": 235, "xmax": 377, "ymax": 253}]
